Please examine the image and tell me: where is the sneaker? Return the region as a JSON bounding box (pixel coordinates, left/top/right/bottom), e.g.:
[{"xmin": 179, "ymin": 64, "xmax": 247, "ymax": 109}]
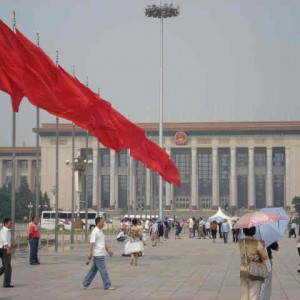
[
  {"xmin": 80, "ymin": 284, "xmax": 90, "ymax": 290},
  {"xmin": 107, "ymin": 286, "xmax": 115, "ymax": 290}
]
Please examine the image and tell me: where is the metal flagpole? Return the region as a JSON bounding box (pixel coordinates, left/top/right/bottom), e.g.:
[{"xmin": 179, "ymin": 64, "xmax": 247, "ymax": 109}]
[
  {"xmin": 85, "ymin": 77, "xmax": 89, "ymax": 242},
  {"xmin": 70, "ymin": 65, "xmax": 76, "ymax": 247},
  {"xmin": 158, "ymin": 3, "xmax": 164, "ymax": 220},
  {"xmin": 35, "ymin": 32, "xmax": 40, "ymax": 219},
  {"xmin": 96, "ymin": 88, "xmax": 100, "ymax": 217},
  {"xmin": 11, "ymin": 11, "xmax": 17, "ymax": 250},
  {"xmin": 54, "ymin": 50, "xmax": 59, "ymax": 253}
]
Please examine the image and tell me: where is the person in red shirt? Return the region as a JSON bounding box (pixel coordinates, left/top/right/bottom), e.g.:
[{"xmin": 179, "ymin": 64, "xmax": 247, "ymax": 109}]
[{"xmin": 28, "ymin": 216, "xmax": 40, "ymax": 265}]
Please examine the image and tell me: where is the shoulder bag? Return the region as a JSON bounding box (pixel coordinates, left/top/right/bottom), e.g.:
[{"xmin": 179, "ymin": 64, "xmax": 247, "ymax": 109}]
[{"xmin": 243, "ymin": 240, "xmax": 269, "ymax": 281}]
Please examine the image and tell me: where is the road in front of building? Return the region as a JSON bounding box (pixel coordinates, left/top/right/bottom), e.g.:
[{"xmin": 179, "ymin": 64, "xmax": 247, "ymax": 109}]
[{"xmin": 1, "ymin": 232, "xmax": 299, "ymax": 300}]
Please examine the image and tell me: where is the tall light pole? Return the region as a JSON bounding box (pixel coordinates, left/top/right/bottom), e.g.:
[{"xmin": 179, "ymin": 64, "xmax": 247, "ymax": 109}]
[{"xmin": 145, "ymin": 2, "xmax": 180, "ymax": 219}]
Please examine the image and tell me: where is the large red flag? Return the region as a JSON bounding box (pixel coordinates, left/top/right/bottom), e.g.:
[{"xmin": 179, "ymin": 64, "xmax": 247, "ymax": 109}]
[
  {"xmin": 131, "ymin": 139, "xmax": 180, "ymax": 186},
  {"xmin": 0, "ymin": 20, "xmax": 24, "ymax": 111}
]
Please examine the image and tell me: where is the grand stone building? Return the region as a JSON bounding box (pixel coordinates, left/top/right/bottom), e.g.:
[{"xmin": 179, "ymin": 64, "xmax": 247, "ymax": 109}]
[{"xmin": 1, "ymin": 121, "xmax": 299, "ymax": 212}]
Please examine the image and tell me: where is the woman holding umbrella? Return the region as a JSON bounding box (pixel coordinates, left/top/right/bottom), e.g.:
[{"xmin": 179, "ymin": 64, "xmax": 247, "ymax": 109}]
[
  {"xmin": 239, "ymin": 226, "xmax": 268, "ymax": 300},
  {"xmin": 234, "ymin": 211, "xmax": 286, "ymax": 299}
]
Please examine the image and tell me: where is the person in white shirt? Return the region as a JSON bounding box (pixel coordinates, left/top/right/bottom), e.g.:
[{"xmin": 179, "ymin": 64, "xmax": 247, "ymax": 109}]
[
  {"xmin": 221, "ymin": 219, "xmax": 230, "ymax": 244},
  {"xmin": 81, "ymin": 217, "xmax": 115, "ymax": 290},
  {"xmin": 0, "ymin": 218, "xmax": 14, "ymax": 288},
  {"xmin": 205, "ymin": 221, "xmax": 211, "ymax": 238}
]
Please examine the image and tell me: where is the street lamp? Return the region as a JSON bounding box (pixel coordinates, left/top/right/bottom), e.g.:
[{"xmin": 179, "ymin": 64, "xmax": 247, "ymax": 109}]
[
  {"xmin": 145, "ymin": 2, "xmax": 180, "ymax": 219},
  {"xmin": 65, "ymin": 155, "xmax": 92, "ymax": 241},
  {"xmin": 50, "ymin": 185, "xmax": 56, "ymax": 209}
]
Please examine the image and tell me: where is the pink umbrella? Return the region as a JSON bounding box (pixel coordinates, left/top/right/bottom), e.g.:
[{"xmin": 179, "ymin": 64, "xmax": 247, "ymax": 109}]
[{"xmin": 233, "ymin": 211, "xmax": 287, "ymax": 229}]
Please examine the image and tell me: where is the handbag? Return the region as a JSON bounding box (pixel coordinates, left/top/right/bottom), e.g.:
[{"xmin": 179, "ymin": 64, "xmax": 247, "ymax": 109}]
[{"xmin": 243, "ymin": 240, "xmax": 269, "ymax": 281}]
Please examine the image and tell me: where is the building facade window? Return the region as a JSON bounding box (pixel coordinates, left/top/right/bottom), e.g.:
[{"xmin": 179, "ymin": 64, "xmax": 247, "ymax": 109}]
[
  {"xmin": 254, "ymin": 148, "xmax": 266, "ymax": 167},
  {"xmin": 273, "ymin": 148, "xmax": 285, "ymax": 167},
  {"xmin": 80, "ymin": 148, "xmax": 93, "ymax": 161},
  {"xmin": 19, "ymin": 160, "xmax": 28, "ymax": 170},
  {"xmin": 4, "ymin": 160, "xmax": 12, "ymax": 169},
  {"xmin": 101, "ymin": 175, "xmax": 110, "ymax": 208},
  {"xmin": 237, "ymin": 148, "xmax": 248, "ymax": 166},
  {"xmin": 255, "ymin": 174, "xmax": 266, "ymax": 208},
  {"xmin": 273, "ymin": 175, "xmax": 284, "ymax": 207},
  {"xmin": 136, "ymin": 162, "xmax": 146, "ymax": 210},
  {"xmin": 118, "ymin": 175, "xmax": 127, "ymax": 209},
  {"xmin": 118, "ymin": 150, "xmax": 128, "ymax": 167},
  {"xmin": 237, "ymin": 175, "xmax": 248, "ymax": 208},
  {"xmin": 172, "ymin": 148, "xmax": 191, "ymax": 209},
  {"xmin": 100, "ymin": 149, "xmax": 110, "ymax": 167},
  {"xmin": 219, "ymin": 149, "xmax": 230, "ymax": 207},
  {"xmin": 80, "ymin": 175, "xmax": 93, "ymax": 208},
  {"xmin": 198, "ymin": 149, "xmax": 212, "ymax": 209}
]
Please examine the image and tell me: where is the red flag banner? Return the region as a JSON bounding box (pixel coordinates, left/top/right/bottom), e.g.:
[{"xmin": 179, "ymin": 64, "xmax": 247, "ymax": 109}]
[
  {"xmin": 0, "ymin": 19, "xmax": 181, "ymax": 186},
  {"xmin": 0, "ymin": 20, "xmax": 25, "ymax": 111}
]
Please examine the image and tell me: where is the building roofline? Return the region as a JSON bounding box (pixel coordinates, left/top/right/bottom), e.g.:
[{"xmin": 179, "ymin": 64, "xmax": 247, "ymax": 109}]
[{"xmin": 33, "ymin": 121, "xmax": 300, "ymax": 134}]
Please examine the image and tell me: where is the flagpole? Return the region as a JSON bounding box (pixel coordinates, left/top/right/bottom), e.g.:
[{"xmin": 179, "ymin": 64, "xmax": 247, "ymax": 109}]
[
  {"xmin": 70, "ymin": 65, "xmax": 76, "ymax": 247},
  {"xmin": 96, "ymin": 88, "xmax": 100, "ymax": 217},
  {"xmin": 35, "ymin": 32, "xmax": 40, "ymax": 219},
  {"xmin": 11, "ymin": 11, "xmax": 17, "ymax": 250},
  {"xmin": 54, "ymin": 50, "xmax": 59, "ymax": 253},
  {"xmin": 85, "ymin": 76, "xmax": 89, "ymax": 243}
]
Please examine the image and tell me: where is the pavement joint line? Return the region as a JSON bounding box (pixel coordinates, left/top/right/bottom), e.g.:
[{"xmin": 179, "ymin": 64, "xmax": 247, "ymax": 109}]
[{"xmin": 215, "ymin": 243, "xmax": 238, "ymax": 300}]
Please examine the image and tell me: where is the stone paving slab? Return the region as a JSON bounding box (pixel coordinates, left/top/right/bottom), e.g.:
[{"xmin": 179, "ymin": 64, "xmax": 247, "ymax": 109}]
[{"xmin": 0, "ymin": 232, "xmax": 299, "ymax": 300}]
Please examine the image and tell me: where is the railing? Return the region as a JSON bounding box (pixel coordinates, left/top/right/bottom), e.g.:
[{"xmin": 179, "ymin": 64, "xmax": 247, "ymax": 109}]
[{"xmin": 13, "ymin": 225, "xmax": 122, "ymax": 251}]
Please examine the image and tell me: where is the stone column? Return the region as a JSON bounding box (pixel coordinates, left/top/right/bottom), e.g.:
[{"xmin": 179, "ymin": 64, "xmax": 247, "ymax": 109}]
[
  {"xmin": 146, "ymin": 168, "xmax": 151, "ymax": 210},
  {"xmin": 266, "ymin": 147, "xmax": 273, "ymax": 207},
  {"xmin": 92, "ymin": 148, "xmax": 99, "ymax": 207},
  {"xmin": 191, "ymin": 147, "xmax": 198, "ymax": 210},
  {"xmin": 165, "ymin": 148, "xmax": 171, "ymax": 210},
  {"xmin": 109, "ymin": 150, "xmax": 116, "ymax": 209},
  {"xmin": 230, "ymin": 147, "xmax": 237, "ymax": 209},
  {"xmin": 0, "ymin": 160, "xmax": 3, "ymax": 187},
  {"xmin": 27, "ymin": 159, "xmax": 32, "ymax": 189},
  {"xmin": 212, "ymin": 147, "xmax": 219, "ymax": 209},
  {"xmin": 285, "ymin": 147, "xmax": 290, "ymax": 210},
  {"xmin": 248, "ymin": 147, "xmax": 255, "ymax": 209}
]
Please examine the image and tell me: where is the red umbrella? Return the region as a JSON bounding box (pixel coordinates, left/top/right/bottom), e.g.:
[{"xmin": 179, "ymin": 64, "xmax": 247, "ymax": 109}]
[{"xmin": 233, "ymin": 211, "xmax": 287, "ymax": 229}]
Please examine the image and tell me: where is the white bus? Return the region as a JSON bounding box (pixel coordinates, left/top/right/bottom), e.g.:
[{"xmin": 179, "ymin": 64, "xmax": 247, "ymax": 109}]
[{"xmin": 41, "ymin": 211, "xmax": 107, "ymax": 230}]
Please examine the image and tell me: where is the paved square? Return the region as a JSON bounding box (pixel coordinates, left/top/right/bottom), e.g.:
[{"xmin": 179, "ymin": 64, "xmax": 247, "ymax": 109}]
[{"xmin": 1, "ymin": 232, "xmax": 299, "ymax": 299}]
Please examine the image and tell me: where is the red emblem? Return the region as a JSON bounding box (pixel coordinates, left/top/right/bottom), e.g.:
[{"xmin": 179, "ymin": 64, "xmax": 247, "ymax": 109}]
[{"xmin": 175, "ymin": 132, "xmax": 187, "ymax": 145}]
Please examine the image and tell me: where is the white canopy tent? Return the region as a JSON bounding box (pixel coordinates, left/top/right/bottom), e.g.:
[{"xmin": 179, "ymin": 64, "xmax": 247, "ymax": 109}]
[{"xmin": 208, "ymin": 207, "xmax": 231, "ymax": 221}]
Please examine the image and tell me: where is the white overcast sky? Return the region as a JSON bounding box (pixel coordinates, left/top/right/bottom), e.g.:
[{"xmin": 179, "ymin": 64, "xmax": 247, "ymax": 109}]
[{"xmin": 0, "ymin": 0, "xmax": 300, "ymax": 146}]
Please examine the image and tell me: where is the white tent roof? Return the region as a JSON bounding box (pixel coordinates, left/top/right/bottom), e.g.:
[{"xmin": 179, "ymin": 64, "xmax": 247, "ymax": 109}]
[{"xmin": 209, "ymin": 207, "xmax": 230, "ymax": 221}]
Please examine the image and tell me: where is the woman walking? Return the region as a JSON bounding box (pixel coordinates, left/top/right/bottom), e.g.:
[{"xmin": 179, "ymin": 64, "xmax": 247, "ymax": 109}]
[
  {"xmin": 239, "ymin": 227, "xmax": 268, "ymax": 300},
  {"xmin": 128, "ymin": 218, "xmax": 143, "ymax": 266}
]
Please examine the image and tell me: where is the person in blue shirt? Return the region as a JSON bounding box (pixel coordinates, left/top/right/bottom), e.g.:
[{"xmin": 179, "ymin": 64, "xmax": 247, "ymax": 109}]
[{"xmin": 221, "ymin": 219, "xmax": 230, "ymax": 243}]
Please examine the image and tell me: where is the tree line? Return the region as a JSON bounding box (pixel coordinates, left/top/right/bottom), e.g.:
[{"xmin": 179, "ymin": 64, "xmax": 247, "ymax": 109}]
[{"xmin": 0, "ymin": 177, "xmax": 50, "ymax": 222}]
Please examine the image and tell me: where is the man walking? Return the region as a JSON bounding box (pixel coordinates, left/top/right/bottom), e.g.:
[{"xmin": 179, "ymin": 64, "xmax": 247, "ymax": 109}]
[
  {"xmin": 0, "ymin": 218, "xmax": 14, "ymax": 287},
  {"xmin": 28, "ymin": 216, "xmax": 40, "ymax": 265},
  {"xmin": 221, "ymin": 219, "xmax": 230, "ymax": 244},
  {"xmin": 81, "ymin": 216, "xmax": 115, "ymax": 290}
]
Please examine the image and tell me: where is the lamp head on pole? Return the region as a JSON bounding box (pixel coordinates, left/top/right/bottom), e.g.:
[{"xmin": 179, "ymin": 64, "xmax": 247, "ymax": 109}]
[{"xmin": 145, "ymin": 3, "xmax": 180, "ymax": 18}]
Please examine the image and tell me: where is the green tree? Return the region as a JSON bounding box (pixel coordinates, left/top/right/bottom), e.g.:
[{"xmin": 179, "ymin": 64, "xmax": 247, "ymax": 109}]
[
  {"xmin": 15, "ymin": 177, "xmax": 35, "ymax": 222},
  {"xmin": 0, "ymin": 178, "xmax": 51, "ymax": 222},
  {"xmin": 292, "ymin": 196, "xmax": 300, "ymax": 216},
  {"xmin": 0, "ymin": 184, "xmax": 11, "ymax": 221}
]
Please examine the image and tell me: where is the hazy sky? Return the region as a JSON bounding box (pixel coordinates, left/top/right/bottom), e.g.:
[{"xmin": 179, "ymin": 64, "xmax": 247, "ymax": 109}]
[{"xmin": 1, "ymin": 0, "xmax": 300, "ymax": 146}]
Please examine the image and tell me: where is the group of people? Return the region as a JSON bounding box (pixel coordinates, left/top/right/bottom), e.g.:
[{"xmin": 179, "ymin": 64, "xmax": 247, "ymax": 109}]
[
  {"xmin": 187, "ymin": 217, "xmax": 240, "ymax": 244},
  {"xmin": 1, "ymin": 215, "xmax": 299, "ymax": 297},
  {"xmin": 0, "ymin": 216, "xmax": 41, "ymax": 288}
]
